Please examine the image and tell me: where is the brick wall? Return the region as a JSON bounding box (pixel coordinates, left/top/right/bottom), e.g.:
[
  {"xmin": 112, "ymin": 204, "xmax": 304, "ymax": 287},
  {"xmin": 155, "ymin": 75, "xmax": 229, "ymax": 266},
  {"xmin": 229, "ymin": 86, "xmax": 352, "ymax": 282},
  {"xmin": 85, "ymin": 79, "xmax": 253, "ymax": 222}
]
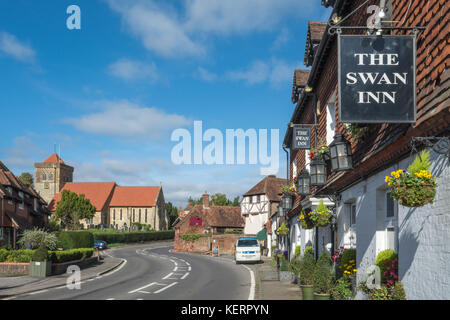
[{"xmin": 0, "ymin": 262, "xmax": 29, "ymax": 276}]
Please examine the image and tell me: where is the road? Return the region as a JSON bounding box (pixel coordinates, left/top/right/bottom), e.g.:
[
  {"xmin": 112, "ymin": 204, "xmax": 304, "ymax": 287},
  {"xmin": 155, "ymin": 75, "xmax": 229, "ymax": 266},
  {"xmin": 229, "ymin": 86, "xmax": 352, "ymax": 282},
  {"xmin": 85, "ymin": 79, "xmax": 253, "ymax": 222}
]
[{"xmin": 13, "ymin": 243, "xmax": 254, "ymax": 300}]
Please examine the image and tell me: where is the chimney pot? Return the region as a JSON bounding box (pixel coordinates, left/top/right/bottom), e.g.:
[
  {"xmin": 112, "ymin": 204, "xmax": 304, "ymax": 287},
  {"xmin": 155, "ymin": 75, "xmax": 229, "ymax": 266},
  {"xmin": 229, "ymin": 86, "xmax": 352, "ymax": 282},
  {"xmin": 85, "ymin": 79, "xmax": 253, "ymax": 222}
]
[{"xmin": 202, "ymin": 192, "xmax": 210, "ymax": 208}]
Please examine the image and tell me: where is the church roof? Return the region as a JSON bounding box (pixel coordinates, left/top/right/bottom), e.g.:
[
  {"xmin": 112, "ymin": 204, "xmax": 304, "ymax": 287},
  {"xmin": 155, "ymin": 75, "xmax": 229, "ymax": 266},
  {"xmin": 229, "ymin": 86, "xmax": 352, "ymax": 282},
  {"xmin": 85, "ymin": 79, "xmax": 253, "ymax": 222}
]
[
  {"xmin": 109, "ymin": 186, "xmax": 161, "ymax": 207},
  {"xmin": 43, "ymin": 153, "xmax": 65, "ymax": 164}
]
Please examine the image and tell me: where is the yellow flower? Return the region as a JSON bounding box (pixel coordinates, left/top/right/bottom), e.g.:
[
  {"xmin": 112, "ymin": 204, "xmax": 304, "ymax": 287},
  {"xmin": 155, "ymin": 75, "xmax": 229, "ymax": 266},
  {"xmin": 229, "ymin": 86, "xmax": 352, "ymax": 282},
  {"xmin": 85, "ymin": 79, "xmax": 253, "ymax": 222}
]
[
  {"xmin": 353, "ymin": 269, "xmax": 357, "ymax": 272},
  {"xmin": 388, "ymin": 182, "xmax": 392, "ymax": 186}
]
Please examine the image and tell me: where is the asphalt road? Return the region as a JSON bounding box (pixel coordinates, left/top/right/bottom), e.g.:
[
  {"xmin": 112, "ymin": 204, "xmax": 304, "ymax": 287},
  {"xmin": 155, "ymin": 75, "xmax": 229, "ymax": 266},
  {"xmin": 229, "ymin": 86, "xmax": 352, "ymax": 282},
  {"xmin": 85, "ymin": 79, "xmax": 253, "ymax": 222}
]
[{"xmin": 13, "ymin": 243, "xmax": 253, "ymax": 300}]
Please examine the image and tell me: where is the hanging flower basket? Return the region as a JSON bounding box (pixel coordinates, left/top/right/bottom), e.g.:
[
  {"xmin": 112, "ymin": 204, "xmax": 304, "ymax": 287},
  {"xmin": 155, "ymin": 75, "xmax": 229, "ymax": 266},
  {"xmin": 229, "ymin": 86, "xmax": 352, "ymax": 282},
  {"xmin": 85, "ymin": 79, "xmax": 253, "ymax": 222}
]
[
  {"xmin": 297, "ymin": 209, "xmax": 314, "ymax": 230},
  {"xmin": 281, "ymin": 181, "xmax": 297, "ymax": 195},
  {"xmin": 309, "ymin": 200, "xmax": 334, "ymax": 227},
  {"xmin": 309, "ymin": 139, "xmax": 329, "ymax": 161},
  {"xmin": 276, "ymin": 222, "xmax": 289, "ymax": 236},
  {"xmin": 385, "ymin": 151, "xmax": 437, "ymax": 208}
]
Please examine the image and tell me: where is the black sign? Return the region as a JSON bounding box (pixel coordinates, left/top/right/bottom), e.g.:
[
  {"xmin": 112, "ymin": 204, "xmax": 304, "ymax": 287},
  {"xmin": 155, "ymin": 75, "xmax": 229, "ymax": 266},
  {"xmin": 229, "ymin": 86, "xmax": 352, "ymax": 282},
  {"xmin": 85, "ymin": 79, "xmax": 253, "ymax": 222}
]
[
  {"xmin": 292, "ymin": 126, "xmax": 311, "ymax": 150},
  {"xmin": 338, "ymin": 35, "xmax": 416, "ymax": 123}
]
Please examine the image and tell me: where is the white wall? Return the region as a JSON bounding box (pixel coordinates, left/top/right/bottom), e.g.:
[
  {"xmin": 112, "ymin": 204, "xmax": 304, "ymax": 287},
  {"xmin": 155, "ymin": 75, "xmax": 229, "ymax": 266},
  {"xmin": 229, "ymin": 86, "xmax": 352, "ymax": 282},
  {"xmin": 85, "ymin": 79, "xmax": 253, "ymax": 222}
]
[{"xmin": 337, "ymin": 149, "xmax": 450, "ymax": 300}]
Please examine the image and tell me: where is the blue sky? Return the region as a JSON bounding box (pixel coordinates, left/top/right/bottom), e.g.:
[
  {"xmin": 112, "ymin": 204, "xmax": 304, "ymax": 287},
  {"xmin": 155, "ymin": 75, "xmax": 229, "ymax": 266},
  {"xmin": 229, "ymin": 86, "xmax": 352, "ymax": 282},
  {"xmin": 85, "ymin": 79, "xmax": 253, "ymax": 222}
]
[{"xmin": 0, "ymin": 0, "xmax": 331, "ymax": 206}]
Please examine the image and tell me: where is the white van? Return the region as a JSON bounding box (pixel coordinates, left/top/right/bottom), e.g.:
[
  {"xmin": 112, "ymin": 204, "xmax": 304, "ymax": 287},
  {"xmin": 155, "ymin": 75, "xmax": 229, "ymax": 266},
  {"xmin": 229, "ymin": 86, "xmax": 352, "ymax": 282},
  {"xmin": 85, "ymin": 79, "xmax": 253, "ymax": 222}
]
[{"xmin": 234, "ymin": 237, "xmax": 261, "ymax": 264}]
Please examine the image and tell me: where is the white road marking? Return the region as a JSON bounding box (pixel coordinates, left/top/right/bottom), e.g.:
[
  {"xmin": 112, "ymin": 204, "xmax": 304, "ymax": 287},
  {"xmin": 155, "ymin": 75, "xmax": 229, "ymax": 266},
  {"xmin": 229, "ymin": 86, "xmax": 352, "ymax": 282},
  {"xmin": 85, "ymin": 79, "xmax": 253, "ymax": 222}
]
[
  {"xmin": 162, "ymin": 272, "xmax": 174, "ymax": 280},
  {"xmin": 28, "ymin": 289, "xmax": 48, "ymax": 295},
  {"xmin": 106, "ymin": 298, "xmax": 115, "ymax": 300},
  {"xmin": 181, "ymin": 272, "xmax": 190, "ymax": 280},
  {"xmin": 173, "ymin": 266, "xmax": 178, "ymax": 272},
  {"xmin": 128, "ymin": 282, "xmax": 158, "ymax": 294},
  {"xmin": 241, "ymin": 265, "xmax": 255, "ymax": 300},
  {"xmin": 153, "ymin": 282, "xmax": 177, "ymax": 294}
]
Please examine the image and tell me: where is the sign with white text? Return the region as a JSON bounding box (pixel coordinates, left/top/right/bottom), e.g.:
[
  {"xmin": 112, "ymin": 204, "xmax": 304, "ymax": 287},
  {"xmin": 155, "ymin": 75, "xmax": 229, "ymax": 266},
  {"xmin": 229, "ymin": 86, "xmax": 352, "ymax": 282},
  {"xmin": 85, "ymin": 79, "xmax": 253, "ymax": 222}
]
[
  {"xmin": 292, "ymin": 126, "xmax": 311, "ymax": 150},
  {"xmin": 338, "ymin": 35, "xmax": 416, "ymax": 123}
]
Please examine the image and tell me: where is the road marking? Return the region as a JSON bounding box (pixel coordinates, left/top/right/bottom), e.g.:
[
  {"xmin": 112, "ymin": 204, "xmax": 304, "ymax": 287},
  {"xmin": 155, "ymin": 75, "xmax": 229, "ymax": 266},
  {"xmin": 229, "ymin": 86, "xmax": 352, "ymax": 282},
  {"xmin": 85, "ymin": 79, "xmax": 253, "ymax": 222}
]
[
  {"xmin": 128, "ymin": 282, "xmax": 158, "ymax": 294},
  {"xmin": 106, "ymin": 298, "xmax": 115, "ymax": 300},
  {"xmin": 241, "ymin": 265, "xmax": 255, "ymax": 301},
  {"xmin": 153, "ymin": 282, "xmax": 177, "ymax": 294},
  {"xmin": 28, "ymin": 289, "xmax": 48, "ymax": 295},
  {"xmin": 162, "ymin": 272, "xmax": 174, "ymax": 280},
  {"xmin": 181, "ymin": 272, "xmax": 190, "ymax": 280},
  {"xmin": 173, "ymin": 266, "xmax": 178, "ymax": 272}
]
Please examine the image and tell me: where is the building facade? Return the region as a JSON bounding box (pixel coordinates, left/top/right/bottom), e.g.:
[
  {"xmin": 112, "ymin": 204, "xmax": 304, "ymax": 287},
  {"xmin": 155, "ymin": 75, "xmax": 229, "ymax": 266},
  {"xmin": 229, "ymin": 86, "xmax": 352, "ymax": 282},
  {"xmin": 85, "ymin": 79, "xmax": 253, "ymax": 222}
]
[
  {"xmin": 0, "ymin": 161, "xmax": 49, "ymax": 248},
  {"xmin": 34, "ymin": 153, "xmax": 74, "ymax": 205},
  {"xmin": 282, "ymin": 0, "xmax": 449, "ymax": 299}
]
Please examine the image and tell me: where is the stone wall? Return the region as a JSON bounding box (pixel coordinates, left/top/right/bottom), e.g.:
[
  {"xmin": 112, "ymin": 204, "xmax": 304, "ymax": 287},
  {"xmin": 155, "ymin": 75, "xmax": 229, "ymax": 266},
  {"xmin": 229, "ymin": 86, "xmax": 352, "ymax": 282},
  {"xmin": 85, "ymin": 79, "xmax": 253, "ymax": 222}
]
[{"xmin": 174, "ymin": 234, "xmax": 245, "ymax": 255}]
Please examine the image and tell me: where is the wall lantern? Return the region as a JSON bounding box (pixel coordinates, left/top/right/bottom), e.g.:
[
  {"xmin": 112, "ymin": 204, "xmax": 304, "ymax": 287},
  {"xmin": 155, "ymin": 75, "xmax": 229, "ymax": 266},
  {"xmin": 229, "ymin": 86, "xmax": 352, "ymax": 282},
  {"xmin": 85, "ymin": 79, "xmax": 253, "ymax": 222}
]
[
  {"xmin": 310, "ymin": 157, "xmax": 327, "ymax": 186},
  {"xmin": 329, "ymin": 134, "xmax": 353, "ymax": 171},
  {"xmin": 281, "ymin": 193, "xmax": 293, "ymax": 211},
  {"xmin": 277, "ymin": 205, "xmax": 285, "ymax": 217},
  {"xmin": 297, "ymin": 170, "xmax": 311, "ymax": 195}
]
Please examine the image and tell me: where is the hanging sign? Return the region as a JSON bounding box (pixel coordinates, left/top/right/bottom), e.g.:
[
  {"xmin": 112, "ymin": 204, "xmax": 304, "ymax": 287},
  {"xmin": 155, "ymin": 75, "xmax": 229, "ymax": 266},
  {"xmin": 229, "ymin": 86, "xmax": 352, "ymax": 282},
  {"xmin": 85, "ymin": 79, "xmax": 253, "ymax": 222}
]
[
  {"xmin": 292, "ymin": 126, "xmax": 311, "ymax": 150},
  {"xmin": 338, "ymin": 35, "xmax": 416, "ymax": 123}
]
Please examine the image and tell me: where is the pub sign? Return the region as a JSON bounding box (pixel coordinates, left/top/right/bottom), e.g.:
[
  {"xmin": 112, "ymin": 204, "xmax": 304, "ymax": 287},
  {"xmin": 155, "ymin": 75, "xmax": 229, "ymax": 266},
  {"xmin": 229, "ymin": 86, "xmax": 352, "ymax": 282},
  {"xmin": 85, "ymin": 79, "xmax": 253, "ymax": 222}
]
[
  {"xmin": 292, "ymin": 126, "xmax": 311, "ymax": 150},
  {"xmin": 338, "ymin": 35, "xmax": 416, "ymax": 123}
]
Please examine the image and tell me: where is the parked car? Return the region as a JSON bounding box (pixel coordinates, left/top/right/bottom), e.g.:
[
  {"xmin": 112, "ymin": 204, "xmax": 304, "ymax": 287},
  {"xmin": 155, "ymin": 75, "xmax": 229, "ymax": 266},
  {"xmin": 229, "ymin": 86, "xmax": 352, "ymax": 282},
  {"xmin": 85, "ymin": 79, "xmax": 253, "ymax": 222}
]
[
  {"xmin": 234, "ymin": 237, "xmax": 261, "ymax": 264},
  {"xmin": 94, "ymin": 240, "xmax": 107, "ymax": 250}
]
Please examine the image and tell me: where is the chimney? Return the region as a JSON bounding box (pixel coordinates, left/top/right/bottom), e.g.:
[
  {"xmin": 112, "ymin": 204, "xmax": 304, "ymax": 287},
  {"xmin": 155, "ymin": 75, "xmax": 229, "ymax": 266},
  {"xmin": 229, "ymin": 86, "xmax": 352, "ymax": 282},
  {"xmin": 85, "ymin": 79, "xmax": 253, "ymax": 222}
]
[{"xmin": 202, "ymin": 192, "xmax": 210, "ymax": 208}]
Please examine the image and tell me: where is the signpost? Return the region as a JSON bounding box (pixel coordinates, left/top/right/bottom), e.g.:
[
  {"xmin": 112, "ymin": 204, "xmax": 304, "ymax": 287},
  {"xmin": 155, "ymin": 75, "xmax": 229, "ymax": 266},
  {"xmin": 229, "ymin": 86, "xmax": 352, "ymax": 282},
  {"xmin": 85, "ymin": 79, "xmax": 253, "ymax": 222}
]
[
  {"xmin": 292, "ymin": 126, "xmax": 311, "ymax": 150},
  {"xmin": 338, "ymin": 35, "xmax": 416, "ymax": 123}
]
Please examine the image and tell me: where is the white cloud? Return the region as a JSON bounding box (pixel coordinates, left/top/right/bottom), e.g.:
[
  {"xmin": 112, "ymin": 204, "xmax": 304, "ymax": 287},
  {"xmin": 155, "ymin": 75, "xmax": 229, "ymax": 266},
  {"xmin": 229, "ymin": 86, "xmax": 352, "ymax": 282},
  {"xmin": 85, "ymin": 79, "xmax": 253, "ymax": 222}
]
[
  {"xmin": 226, "ymin": 59, "xmax": 302, "ymax": 86},
  {"xmin": 0, "ymin": 31, "xmax": 36, "ymax": 63},
  {"xmin": 195, "ymin": 67, "xmax": 218, "ymax": 82},
  {"xmin": 271, "ymin": 27, "xmax": 290, "ymax": 50},
  {"xmin": 1, "ymin": 136, "xmax": 45, "ymax": 170},
  {"xmin": 64, "ymin": 100, "xmax": 191, "ymax": 139},
  {"xmin": 108, "ymin": 58, "xmax": 158, "ymax": 81},
  {"xmin": 105, "ymin": 0, "xmax": 317, "ymax": 58}
]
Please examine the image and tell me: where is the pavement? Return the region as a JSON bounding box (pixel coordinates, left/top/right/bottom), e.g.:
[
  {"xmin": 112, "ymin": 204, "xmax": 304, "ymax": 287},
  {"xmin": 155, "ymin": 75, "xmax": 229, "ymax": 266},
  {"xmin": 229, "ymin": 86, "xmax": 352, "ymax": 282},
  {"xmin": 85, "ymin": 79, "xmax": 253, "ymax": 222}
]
[{"xmin": 252, "ymin": 256, "xmax": 303, "ymax": 300}]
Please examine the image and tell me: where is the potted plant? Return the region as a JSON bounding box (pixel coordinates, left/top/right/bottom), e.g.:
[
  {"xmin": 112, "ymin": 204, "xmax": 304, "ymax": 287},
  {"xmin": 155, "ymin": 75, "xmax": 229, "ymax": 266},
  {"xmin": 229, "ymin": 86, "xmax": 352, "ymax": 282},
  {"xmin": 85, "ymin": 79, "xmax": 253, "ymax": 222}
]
[
  {"xmin": 298, "ymin": 246, "xmax": 315, "ymax": 300},
  {"xmin": 309, "ymin": 200, "xmax": 334, "ymax": 227},
  {"xmin": 273, "ymin": 248, "xmax": 282, "ymax": 259},
  {"xmin": 276, "ymin": 223, "xmax": 289, "ymax": 237},
  {"xmin": 313, "ymin": 251, "xmax": 334, "ymax": 300},
  {"xmin": 385, "ymin": 150, "xmax": 437, "ymax": 207},
  {"xmin": 278, "ymin": 254, "xmax": 294, "ymax": 281},
  {"xmin": 281, "ymin": 182, "xmax": 296, "ymax": 195},
  {"xmin": 297, "ymin": 208, "xmax": 314, "ymax": 229},
  {"xmin": 309, "ymin": 138, "xmax": 329, "ymax": 161},
  {"xmin": 29, "ymin": 243, "xmax": 52, "ymax": 278}
]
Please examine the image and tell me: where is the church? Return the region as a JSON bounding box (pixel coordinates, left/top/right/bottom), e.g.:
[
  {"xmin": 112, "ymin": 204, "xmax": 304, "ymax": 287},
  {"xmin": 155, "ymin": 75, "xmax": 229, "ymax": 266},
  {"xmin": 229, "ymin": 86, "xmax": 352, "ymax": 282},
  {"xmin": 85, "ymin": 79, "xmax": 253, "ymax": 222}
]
[{"xmin": 34, "ymin": 153, "xmax": 169, "ymax": 230}]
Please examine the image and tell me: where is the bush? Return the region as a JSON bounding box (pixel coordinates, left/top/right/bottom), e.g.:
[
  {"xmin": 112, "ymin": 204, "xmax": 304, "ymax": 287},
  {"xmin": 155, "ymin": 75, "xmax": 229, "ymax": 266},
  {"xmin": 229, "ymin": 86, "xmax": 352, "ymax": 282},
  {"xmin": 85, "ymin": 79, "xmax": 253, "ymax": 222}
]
[
  {"xmin": 280, "ymin": 255, "xmax": 288, "ymax": 271},
  {"xmin": 0, "ymin": 249, "xmax": 9, "ymax": 261},
  {"xmin": 17, "ymin": 228, "xmax": 58, "ymax": 250},
  {"xmin": 58, "ymin": 231, "xmax": 94, "ymax": 249},
  {"xmin": 180, "ymin": 234, "xmax": 204, "ymax": 242},
  {"xmin": 391, "ymin": 281, "xmax": 407, "ymax": 300},
  {"xmin": 288, "ymin": 256, "xmax": 301, "ymax": 277},
  {"xmin": 294, "ymin": 245, "xmax": 301, "ymax": 258},
  {"xmin": 369, "ymin": 286, "xmax": 390, "ymax": 300},
  {"xmin": 299, "ymin": 248, "xmax": 315, "ymax": 285},
  {"xmin": 336, "ymin": 249, "xmax": 356, "ymax": 279},
  {"xmin": 375, "ymin": 249, "xmax": 398, "ymax": 285},
  {"xmin": 331, "ymin": 275, "xmax": 353, "ymax": 300},
  {"xmin": 4, "ymin": 250, "xmax": 34, "ymax": 263},
  {"xmin": 313, "ymin": 251, "xmax": 334, "ymax": 294},
  {"xmin": 49, "ymin": 248, "xmax": 94, "ymax": 263},
  {"xmin": 92, "ymin": 230, "xmax": 174, "ymax": 244},
  {"xmin": 31, "ymin": 244, "xmax": 48, "ymax": 262}
]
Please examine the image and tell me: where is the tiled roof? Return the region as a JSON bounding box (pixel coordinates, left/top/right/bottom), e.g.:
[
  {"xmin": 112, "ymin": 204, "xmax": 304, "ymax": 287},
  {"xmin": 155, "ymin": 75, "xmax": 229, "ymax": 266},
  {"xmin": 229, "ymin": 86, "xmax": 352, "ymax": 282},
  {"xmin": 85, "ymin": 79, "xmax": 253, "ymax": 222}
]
[
  {"xmin": 48, "ymin": 182, "xmax": 116, "ymax": 211},
  {"xmin": 292, "ymin": 69, "xmax": 310, "ymax": 103},
  {"xmin": 304, "ymin": 21, "xmax": 327, "ymax": 66},
  {"xmin": 43, "ymin": 153, "xmax": 65, "ymax": 164},
  {"xmin": 186, "ymin": 205, "xmax": 244, "ymax": 228},
  {"xmin": 109, "ymin": 186, "xmax": 160, "ymax": 207},
  {"xmin": 244, "ymin": 175, "xmax": 285, "ymax": 202}
]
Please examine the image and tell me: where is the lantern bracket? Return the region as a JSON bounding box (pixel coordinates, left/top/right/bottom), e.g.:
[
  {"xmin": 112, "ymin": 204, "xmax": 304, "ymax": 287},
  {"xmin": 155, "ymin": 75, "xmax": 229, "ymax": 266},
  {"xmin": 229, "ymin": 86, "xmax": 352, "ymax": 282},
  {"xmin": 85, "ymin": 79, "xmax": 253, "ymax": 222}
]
[
  {"xmin": 411, "ymin": 136, "xmax": 450, "ymax": 161},
  {"xmin": 328, "ymin": 25, "xmax": 426, "ymax": 36}
]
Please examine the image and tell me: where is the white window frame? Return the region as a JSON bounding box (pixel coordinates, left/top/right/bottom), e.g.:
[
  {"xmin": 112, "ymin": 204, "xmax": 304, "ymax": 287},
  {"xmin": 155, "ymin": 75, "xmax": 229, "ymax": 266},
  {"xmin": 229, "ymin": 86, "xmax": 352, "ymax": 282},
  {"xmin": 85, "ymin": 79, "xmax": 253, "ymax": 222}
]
[{"xmin": 384, "ymin": 191, "xmax": 398, "ymax": 252}]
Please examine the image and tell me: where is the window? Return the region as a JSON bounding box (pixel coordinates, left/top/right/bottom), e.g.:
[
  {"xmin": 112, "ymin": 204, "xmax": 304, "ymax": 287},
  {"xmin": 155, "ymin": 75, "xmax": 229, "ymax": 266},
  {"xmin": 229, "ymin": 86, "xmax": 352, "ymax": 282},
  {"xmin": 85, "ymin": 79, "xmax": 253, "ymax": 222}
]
[
  {"xmin": 42, "ymin": 173, "xmax": 46, "ymax": 181},
  {"xmin": 249, "ymin": 196, "xmax": 253, "ymax": 204},
  {"xmin": 386, "ymin": 192, "xmax": 395, "ymax": 218},
  {"xmin": 34, "ymin": 198, "xmax": 38, "ymax": 211},
  {"xmin": 133, "ymin": 209, "xmax": 135, "ymax": 222},
  {"xmin": 256, "ymin": 195, "xmax": 260, "ymax": 203},
  {"xmin": 113, "ymin": 209, "xmax": 116, "ymax": 221},
  {"xmin": 145, "ymin": 209, "xmax": 148, "ymax": 223},
  {"xmin": 120, "ymin": 209, "xmax": 122, "ymax": 220},
  {"xmin": 139, "ymin": 209, "xmax": 142, "ymax": 223},
  {"xmin": 350, "ymin": 204, "xmax": 356, "ymax": 226},
  {"xmin": 49, "ymin": 173, "xmax": 54, "ymax": 181}
]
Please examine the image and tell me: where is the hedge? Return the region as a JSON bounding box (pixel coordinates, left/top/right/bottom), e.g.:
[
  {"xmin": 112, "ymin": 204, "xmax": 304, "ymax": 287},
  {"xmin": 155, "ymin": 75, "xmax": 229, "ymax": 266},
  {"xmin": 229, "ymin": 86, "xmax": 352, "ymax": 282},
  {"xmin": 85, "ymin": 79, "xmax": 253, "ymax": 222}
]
[
  {"xmin": 0, "ymin": 248, "xmax": 94, "ymax": 263},
  {"xmin": 92, "ymin": 230, "xmax": 175, "ymax": 244},
  {"xmin": 58, "ymin": 231, "xmax": 94, "ymax": 249}
]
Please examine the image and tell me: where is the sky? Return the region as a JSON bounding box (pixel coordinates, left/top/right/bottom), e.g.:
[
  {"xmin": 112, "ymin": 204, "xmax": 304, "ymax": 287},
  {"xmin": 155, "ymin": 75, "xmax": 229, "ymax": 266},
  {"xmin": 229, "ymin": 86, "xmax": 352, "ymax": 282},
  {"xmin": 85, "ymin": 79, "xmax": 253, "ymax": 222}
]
[{"xmin": 0, "ymin": 0, "xmax": 332, "ymax": 207}]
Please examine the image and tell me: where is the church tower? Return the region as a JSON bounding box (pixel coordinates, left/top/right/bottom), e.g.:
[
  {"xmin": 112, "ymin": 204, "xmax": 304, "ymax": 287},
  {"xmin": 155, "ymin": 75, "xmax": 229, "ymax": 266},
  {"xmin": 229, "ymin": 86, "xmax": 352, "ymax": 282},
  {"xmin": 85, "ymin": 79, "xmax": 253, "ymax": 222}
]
[{"xmin": 34, "ymin": 153, "xmax": 74, "ymax": 205}]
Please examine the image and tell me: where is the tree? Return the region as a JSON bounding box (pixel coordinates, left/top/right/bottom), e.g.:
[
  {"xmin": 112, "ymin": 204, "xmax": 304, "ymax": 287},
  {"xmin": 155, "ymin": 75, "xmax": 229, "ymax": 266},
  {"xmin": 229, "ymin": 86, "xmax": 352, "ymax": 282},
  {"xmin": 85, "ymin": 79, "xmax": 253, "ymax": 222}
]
[
  {"xmin": 165, "ymin": 202, "xmax": 179, "ymax": 229},
  {"xmin": 54, "ymin": 190, "xmax": 96, "ymax": 230},
  {"xmin": 187, "ymin": 194, "xmax": 240, "ymax": 207},
  {"xmin": 187, "ymin": 196, "xmax": 202, "ymax": 205},
  {"xmin": 19, "ymin": 172, "xmax": 34, "ymax": 187}
]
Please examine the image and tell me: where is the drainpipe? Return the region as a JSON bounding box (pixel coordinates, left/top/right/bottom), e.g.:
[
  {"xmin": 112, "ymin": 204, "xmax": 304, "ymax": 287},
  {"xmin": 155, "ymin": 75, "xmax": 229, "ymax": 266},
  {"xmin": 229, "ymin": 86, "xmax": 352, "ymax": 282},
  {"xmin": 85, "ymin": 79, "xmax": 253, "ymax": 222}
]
[{"xmin": 282, "ymin": 145, "xmax": 291, "ymax": 261}]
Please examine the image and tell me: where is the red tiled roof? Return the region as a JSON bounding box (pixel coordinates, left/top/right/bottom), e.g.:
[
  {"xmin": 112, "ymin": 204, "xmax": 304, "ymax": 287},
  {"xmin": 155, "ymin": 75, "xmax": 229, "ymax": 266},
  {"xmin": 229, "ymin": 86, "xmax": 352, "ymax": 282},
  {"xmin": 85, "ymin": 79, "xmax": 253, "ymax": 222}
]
[
  {"xmin": 48, "ymin": 182, "xmax": 116, "ymax": 211},
  {"xmin": 109, "ymin": 186, "xmax": 160, "ymax": 207},
  {"xmin": 43, "ymin": 153, "xmax": 65, "ymax": 164},
  {"xmin": 244, "ymin": 175, "xmax": 285, "ymax": 202},
  {"xmin": 292, "ymin": 69, "xmax": 310, "ymax": 103},
  {"xmin": 184, "ymin": 205, "xmax": 244, "ymax": 228}
]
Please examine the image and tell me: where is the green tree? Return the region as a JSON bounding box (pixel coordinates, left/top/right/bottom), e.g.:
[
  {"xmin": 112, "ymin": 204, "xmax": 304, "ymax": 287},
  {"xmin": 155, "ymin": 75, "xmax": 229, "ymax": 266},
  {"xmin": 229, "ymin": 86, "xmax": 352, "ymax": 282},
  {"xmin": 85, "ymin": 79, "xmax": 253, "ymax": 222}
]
[
  {"xmin": 187, "ymin": 197, "xmax": 202, "ymax": 205},
  {"xmin": 165, "ymin": 202, "xmax": 179, "ymax": 229},
  {"xmin": 19, "ymin": 172, "xmax": 34, "ymax": 187},
  {"xmin": 54, "ymin": 190, "xmax": 96, "ymax": 230}
]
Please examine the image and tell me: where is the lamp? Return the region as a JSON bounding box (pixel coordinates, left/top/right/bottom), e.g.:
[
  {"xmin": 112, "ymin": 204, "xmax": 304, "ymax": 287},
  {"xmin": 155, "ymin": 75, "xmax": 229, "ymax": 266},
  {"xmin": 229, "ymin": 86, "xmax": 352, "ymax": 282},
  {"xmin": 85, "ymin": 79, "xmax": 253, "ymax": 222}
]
[
  {"xmin": 310, "ymin": 156, "xmax": 327, "ymax": 186},
  {"xmin": 297, "ymin": 170, "xmax": 311, "ymax": 195},
  {"xmin": 329, "ymin": 134, "xmax": 353, "ymax": 171},
  {"xmin": 277, "ymin": 205, "xmax": 284, "ymax": 217},
  {"xmin": 281, "ymin": 193, "xmax": 293, "ymax": 211}
]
